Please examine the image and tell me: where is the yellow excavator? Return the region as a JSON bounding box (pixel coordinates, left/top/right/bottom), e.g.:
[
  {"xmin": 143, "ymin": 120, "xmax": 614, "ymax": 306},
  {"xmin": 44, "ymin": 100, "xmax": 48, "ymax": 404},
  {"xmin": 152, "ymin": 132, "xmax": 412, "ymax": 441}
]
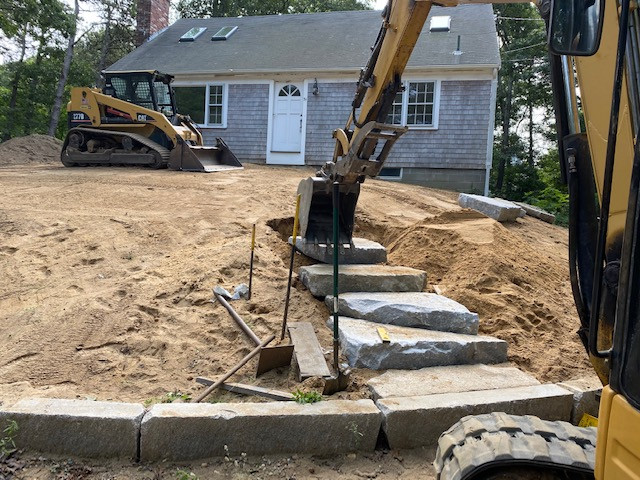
[
  {"xmin": 297, "ymin": 0, "xmax": 640, "ymax": 478},
  {"xmin": 61, "ymin": 70, "xmax": 242, "ymax": 172}
]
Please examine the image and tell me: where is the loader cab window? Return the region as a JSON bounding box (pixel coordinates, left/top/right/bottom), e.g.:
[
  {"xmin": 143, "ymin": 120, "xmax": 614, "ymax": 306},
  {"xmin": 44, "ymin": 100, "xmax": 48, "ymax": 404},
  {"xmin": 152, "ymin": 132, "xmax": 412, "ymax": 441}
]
[
  {"xmin": 108, "ymin": 73, "xmax": 155, "ymax": 111},
  {"xmin": 131, "ymin": 76, "xmax": 154, "ymax": 110},
  {"xmin": 153, "ymin": 80, "xmax": 175, "ymax": 117}
]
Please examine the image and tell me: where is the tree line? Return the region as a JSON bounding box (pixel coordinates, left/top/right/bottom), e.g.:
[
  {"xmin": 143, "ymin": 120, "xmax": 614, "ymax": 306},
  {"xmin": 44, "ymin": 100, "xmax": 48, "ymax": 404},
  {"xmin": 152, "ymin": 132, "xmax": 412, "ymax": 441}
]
[{"xmin": 0, "ymin": 0, "xmax": 369, "ymax": 141}]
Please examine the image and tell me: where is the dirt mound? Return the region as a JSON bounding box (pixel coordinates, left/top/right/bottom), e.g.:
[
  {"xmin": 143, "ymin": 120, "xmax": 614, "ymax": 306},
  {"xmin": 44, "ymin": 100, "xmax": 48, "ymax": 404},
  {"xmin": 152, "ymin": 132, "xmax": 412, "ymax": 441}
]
[
  {"xmin": 384, "ymin": 209, "xmax": 592, "ymax": 382},
  {"xmin": 0, "ymin": 134, "xmax": 62, "ymax": 166}
]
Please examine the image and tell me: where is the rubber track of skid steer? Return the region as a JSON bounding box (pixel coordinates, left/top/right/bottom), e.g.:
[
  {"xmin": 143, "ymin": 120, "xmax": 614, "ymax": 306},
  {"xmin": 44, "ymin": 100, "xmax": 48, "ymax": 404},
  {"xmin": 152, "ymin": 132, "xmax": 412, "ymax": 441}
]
[
  {"xmin": 70, "ymin": 127, "xmax": 171, "ymax": 161},
  {"xmin": 434, "ymin": 413, "xmax": 597, "ymax": 480}
]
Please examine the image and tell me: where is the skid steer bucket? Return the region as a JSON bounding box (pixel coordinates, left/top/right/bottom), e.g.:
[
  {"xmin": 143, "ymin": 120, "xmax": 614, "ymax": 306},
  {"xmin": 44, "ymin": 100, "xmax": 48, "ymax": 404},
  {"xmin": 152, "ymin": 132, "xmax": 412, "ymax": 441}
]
[
  {"xmin": 169, "ymin": 137, "xmax": 243, "ymax": 172},
  {"xmin": 297, "ymin": 177, "xmax": 360, "ymax": 245}
]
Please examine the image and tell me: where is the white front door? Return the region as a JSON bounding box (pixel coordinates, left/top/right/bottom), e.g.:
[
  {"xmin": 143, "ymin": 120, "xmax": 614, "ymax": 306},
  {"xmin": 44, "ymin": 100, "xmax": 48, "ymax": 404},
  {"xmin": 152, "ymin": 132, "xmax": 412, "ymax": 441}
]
[{"xmin": 270, "ymin": 83, "xmax": 304, "ymax": 163}]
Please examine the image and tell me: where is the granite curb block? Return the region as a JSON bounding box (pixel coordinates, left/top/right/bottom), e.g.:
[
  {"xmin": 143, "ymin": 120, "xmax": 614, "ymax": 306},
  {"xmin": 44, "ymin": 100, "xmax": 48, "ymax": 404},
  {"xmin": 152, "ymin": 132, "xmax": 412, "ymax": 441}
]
[
  {"xmin": 514, "ymin": 202, "xmax": 556, "ymax": 224},
  {"xmin": 557, "ymin": 377, "xmax": 603, "ymax": 424},
  {"xmin": 325, "ymin": 292, "xmax": 479, "ymax": 334},
  {"xmin": 299, "ymin": 264, "xmax": 427, "ymax": 297},
  {"xmin": 458, "ymin": 193, "xmax": 524, "ymax": 222},
  {"xmin": 367, "ymin": 364, "xmax": 541, "ymax": 400},
  {"xmin": 377, "ymin": 384, "xmax": 574, "ymax": 449},
  {"xmin": 289, "ymin": 236, "xmax": 387, "ymax": 264},
  {"xmin": 327, "ymin": 316, "xmax": 508, "ymax": 370},
  {"xmin": 140, "ymin": 399, "xmax": 382, "ymax": 461},
  {"xmin": 0, "ymin": 398, "xmax": 144, "ymax": 459}
]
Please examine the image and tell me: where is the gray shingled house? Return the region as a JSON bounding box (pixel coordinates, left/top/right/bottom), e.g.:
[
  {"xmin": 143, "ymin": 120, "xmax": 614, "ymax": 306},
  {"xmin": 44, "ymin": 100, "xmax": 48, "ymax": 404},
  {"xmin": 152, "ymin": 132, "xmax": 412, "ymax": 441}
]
[{"xmin": 108, "ymin": 4, "xmax": 499, "ymax": 193}]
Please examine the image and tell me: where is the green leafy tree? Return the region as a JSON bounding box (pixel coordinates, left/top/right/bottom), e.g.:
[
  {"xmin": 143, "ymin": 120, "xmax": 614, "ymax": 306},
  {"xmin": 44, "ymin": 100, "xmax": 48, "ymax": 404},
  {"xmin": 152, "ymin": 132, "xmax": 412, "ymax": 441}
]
[
  {"xmin": 490, "ymin": 4, "xmax": 568, "ymax": 224},
  {"xmin": 492, "ymin": 3, "xmax": 551, "ymax": 194},
  {"xmin": 0, "ymin": 0, "xmax": 74, "ymax": 140},
  {"xmin": 0, "ymin": 0, "xmax": 136, "ymax": 140},
  {"xmin": 177, "ymin": 0, "xmax": 371, "ymax": 19},
  {"xmin": 48, "ymin": 0, "xmax": 79, "ymax": 136}
]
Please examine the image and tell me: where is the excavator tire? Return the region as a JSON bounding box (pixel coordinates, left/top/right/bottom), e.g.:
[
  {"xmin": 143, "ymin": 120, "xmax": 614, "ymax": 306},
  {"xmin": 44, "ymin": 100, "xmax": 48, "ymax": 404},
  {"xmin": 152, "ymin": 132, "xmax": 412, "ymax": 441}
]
[
  {"xmin": 61, "ymin": 127, "xmax": 170, "ymax": 169},
  {"xmin": 434, "ymin": 413, "xmax": 596, "ymax": 480}
]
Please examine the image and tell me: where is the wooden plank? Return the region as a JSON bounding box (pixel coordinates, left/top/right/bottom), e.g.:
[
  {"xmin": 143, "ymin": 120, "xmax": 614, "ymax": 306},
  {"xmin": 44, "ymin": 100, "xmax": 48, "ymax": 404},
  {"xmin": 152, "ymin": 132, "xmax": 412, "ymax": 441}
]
[
  {"xmin": 196, "ymin": 378, "xmax": 294, "ymax": 401},
  {"xmin": 288, "ymin": 322, "xmax": 331, "ymax": 381}
]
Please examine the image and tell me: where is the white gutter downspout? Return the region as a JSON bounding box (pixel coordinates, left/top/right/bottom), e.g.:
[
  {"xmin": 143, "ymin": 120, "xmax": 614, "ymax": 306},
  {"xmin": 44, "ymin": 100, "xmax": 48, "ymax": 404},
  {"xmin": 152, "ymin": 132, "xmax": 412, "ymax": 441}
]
[{"xmin": 484, "ymin": 67, "xmax": 498, "ymax": 196}]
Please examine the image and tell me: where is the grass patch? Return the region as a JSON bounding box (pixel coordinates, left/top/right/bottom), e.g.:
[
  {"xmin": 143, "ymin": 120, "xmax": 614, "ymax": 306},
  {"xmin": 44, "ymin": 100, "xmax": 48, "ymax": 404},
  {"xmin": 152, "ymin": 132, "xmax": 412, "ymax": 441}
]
[
  {"xmin": 292, "ymin": 389, "xmax": 322, "ymax": 404},
  {"xmin": 176, "ymin": 469, "xmax": 199, "ymax": 480},
  {"xmin": 0, "ymin": 419, "xmax": 18, "ymax": 460},
  {"xmin": 144, "ymin": 391, "xmax": 191, "ymax": 407}
]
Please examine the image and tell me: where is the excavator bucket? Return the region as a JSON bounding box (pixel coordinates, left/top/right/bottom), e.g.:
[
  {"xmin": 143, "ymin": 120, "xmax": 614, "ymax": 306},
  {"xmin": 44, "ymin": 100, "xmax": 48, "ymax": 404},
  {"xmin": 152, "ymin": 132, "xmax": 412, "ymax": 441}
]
[
  {"xmin": 169, "ymin": 137, "xmax": 243, "ymax": 172},
  {"xmin": 297, "ymin": 177, "xmax": 360, "ymax": 245}
]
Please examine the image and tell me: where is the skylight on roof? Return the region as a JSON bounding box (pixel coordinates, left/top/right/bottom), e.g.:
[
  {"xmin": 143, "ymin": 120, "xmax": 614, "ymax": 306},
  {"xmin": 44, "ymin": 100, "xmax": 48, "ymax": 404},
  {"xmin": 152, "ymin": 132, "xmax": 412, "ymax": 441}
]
[
  {"xmin": 180, "ymin": 27, "xmax": 207, "ymax": 42},
  {"xmin": 430, "ymin": 16, "xmax": 451, "ymax": 32},
  {"xmin": 211, "ymin": 26, "xmax": 238, "ymax": 41}
]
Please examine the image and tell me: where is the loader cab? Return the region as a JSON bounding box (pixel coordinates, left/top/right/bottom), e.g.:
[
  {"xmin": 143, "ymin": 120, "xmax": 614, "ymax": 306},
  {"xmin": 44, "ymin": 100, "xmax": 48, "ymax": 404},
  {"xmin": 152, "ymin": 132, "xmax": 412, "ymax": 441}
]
[{"xmin": 103, "ymin": 71, "xmax": 178, "ymax": 119}]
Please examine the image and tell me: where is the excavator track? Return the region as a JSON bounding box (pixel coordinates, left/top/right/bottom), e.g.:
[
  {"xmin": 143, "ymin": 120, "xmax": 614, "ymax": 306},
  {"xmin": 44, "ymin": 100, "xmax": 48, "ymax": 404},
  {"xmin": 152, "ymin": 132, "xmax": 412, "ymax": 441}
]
[
  {"xmin": 61, "ymin": 127, "xmax": 170, "ymax": 168},
  {"xmin": 434, "ymin": 413, "xmax": 597, "ymax": 480}
]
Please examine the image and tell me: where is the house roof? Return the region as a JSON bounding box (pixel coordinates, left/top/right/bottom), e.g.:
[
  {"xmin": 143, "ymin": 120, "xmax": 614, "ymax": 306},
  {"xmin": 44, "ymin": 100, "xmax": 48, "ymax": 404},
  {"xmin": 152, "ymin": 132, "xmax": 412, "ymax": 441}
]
[{"xmin": 107, "ymin": 5, "xmax": 499, "ymax": 76}]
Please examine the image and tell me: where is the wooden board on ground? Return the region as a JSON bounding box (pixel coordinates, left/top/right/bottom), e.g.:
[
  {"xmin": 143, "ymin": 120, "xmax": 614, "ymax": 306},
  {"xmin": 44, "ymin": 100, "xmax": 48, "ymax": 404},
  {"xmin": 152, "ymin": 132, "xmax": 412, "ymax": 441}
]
[
  {"xmin": 196, "ymin": 378, "xmax": 294, "ymax": 401},
  {"xmin": 288, "ymin": 322, "xmax": 332, "ymax": 381}
]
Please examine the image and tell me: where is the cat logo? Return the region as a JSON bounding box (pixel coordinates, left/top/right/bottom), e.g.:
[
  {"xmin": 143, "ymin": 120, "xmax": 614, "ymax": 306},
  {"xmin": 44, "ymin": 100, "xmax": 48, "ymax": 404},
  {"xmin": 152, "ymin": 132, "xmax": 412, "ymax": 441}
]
[{"xmin": 137, "ymin": 113, "xmax": 155, "ymax": 122}]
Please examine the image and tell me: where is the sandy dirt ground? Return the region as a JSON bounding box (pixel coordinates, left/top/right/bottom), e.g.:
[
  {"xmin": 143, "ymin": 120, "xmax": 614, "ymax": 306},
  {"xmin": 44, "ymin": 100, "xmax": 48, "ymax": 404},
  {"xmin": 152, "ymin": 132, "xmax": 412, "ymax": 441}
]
[
  {"xmin": 0, "ymin": 135, "xmax": 598, "ymax": 478},
  {"xmin": 0, "ymin": 138, "xmax": 596, "ymax": 406}
]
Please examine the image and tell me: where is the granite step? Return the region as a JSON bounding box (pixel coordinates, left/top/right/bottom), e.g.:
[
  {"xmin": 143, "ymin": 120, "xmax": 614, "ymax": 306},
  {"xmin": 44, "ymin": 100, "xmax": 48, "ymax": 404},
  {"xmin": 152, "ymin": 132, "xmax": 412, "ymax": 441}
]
[
  {"xmin": 377, "ymin": 384, "xmax": 574, "ymax": 448},
  {"xmin": 327, "ymin": 317, "xmax": 507, "ymax": 370},
  {"xmin": 366, "ymin": 364, "xmax": 540, "ymax": 400},
  {"xmin": 289, "ymin": 236, "xmax": 387, "ymax": 264},
  {"xmin": 299, "ymin": 264, "xmax": 426, "ymax": 297},
  {"xmin": 325, "ymin": 292, "xmax": 478, "ymax": 334}
]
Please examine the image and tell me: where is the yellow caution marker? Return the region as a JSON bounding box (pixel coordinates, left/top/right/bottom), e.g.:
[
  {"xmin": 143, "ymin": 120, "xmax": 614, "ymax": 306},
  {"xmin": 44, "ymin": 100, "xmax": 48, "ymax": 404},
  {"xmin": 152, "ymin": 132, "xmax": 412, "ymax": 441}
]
[
  {"xmin": 578, "ymin": 413, "xmax": 598, "ymax": 428},
  {"xmin": 291, "ymin": 194, "xmax": 301, "ymax": 247},
  {"xmin": 377, "ymin": 326, "xmax": 391, "ymax": 343}
]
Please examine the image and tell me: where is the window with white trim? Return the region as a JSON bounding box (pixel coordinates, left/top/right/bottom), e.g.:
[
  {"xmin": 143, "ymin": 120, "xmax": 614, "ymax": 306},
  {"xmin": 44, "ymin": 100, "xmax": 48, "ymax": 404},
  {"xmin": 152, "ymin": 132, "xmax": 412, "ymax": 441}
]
[
  {"xmin": 386, "ymin": 80, "xmax": 438, "ymax": 128},
  {"xmin": 208, "ymin": 84, "xmax": 224, "ymax": 125},
  {"xmin": 173, "ymin": 84, "xmax": 227, "ymax": 127}
]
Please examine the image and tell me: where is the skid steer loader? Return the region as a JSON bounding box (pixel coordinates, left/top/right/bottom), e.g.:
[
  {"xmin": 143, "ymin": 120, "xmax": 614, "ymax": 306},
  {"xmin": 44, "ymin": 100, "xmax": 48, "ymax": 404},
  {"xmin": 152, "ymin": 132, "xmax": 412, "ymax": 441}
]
[{"xmin": 61, "ymin": 70, "xmax": 242, "ymax": 172}]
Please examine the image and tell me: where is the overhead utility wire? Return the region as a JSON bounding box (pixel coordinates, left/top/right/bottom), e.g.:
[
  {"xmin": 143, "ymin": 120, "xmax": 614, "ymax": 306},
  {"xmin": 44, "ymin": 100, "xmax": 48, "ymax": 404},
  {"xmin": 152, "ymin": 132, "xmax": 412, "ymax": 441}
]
[
  {"xmin": 502, "ymin": 42, "xmax": 547, "ymax": 54},
  {"xmin": 497, "ymin": 16, "xmax": 545, "ymax": 21}
]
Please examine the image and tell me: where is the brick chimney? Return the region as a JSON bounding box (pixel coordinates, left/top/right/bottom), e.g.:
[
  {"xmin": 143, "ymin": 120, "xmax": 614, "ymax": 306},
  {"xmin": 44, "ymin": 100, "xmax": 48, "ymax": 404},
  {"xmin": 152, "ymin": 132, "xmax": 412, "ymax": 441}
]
[{"xmin": 136, "ymin": 0, "xmax": 170, "ymax": 46}]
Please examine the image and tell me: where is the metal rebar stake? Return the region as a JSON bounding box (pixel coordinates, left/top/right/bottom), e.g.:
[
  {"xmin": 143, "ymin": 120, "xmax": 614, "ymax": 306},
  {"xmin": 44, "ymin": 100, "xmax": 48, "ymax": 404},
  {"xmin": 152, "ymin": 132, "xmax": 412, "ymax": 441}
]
[{"xmin": 332, "ymin": 181, "xmax": 340, "ymax": 372}]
